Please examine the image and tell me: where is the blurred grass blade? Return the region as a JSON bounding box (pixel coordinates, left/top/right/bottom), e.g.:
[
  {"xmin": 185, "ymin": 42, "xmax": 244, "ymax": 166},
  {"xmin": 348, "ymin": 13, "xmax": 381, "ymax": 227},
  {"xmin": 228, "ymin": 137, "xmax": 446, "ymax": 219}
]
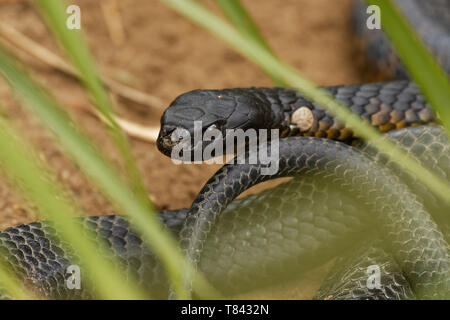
[
  {"xmin": 215, "ymin": 0, "xmax": 270, "ymax": 51},
  {"xmin": 366, "ymin": 0, "xmax": 450, "ymax": 133},
  {"xmin": 214, "ymin": 0, "xmax": 287, "ymax": 86},
  {"xmin": 0, "ymin": 259, "xmax": 35, "ymax": 300},
  {"xmin": 35, "ymin": 0, "xmax": 151, "ymax": 206},
  {"xmin": 0, "ymin": 45, "xmax": 218, "ymax": 299},
  {"xmin": 0, "ymin": 118, "xmax": 148, "ymax": 299},
  {"xmin": 161, "ymin": 0, "xmax": 450, "ymax": 203}
]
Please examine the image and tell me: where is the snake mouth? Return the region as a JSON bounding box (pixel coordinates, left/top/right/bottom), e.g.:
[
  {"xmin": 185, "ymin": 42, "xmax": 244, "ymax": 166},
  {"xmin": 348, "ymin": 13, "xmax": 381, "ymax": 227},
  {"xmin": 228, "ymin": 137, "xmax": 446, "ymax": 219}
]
[
  {"xmin": 156, "ymin": 124, "xmax": 223, "ymax": 160},
  {"xmin": 156, "ymin": 125, "xmax": 207, "ymax": 159}
]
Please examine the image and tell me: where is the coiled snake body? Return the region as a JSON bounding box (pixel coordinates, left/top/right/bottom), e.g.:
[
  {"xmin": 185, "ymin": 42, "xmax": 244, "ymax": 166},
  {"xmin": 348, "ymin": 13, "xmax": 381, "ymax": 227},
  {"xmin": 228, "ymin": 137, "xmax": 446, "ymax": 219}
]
[{"xmin": 0, "ymin": 0, "xmax": 449, "ymax": 299}]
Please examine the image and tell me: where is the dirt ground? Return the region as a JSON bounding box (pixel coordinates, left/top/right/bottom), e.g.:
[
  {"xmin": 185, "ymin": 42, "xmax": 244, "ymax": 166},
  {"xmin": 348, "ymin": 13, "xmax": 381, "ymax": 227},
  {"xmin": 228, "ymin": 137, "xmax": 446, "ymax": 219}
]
[{"xmin": 0, "ymin": 0, "xmax": 369, "ymax": 298}]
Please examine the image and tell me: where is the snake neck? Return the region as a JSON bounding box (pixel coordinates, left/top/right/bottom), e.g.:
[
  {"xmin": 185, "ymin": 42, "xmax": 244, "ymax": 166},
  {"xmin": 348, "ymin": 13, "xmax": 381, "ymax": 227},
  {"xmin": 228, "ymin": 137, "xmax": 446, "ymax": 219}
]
[{"xmin": 264, "ymin": 81, "xmax": 436, "ymax": 142}]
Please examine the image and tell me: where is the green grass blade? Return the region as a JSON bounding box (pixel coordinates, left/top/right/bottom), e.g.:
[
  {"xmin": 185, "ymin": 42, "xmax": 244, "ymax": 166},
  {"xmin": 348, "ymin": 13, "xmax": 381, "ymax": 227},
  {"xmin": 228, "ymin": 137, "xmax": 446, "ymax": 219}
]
[
  {"xmin": 35, "ymin": 0, "xmax": 151, "ymax": 207},
  {"xmin": 214, "ymin": 0, "xmax": 287, "ymax": 86},
  {"xmin": 215, "ymin": 0, "xmax": 270, "ymax": 51},
  {"xmin": 366, "ymin": 0, "xmax": 450, "ymax": 133},
  {"xmin": 0, "ymin": 259, "xmax": 35, "ymax": 300},
  {"xmin": 0, "ymin": 118, "xmax": 148, "ymax": 299},
  {"xmin": 0, "ymin": 45, "xmax": 218, "ymax": 299},
  {"xmin": 161, "ymin": 0, "xmax": 450, "ymax": 203}
]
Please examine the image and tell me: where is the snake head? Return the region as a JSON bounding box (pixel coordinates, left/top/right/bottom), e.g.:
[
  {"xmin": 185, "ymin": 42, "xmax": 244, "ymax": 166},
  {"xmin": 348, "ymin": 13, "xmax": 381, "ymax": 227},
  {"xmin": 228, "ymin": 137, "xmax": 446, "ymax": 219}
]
[{"xmin": 157, "ymin": 89, "xmax": 276, "ymax": 160}]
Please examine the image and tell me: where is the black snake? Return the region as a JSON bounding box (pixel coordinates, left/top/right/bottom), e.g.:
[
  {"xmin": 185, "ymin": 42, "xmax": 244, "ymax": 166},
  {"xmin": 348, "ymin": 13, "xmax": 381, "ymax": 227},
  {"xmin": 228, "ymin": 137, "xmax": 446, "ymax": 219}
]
[{"xmin": 0, "ymin": 0, "xmax": 449, "ymax": 299}]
